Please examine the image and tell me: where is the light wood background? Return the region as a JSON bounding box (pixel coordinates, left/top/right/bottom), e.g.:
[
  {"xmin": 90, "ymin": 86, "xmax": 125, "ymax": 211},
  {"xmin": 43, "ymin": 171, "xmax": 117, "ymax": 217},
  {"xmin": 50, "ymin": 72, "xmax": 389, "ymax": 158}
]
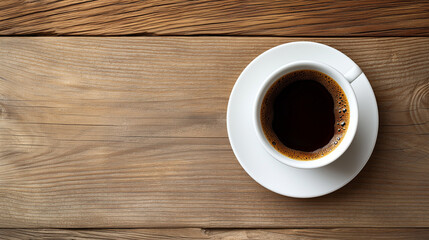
[
  {"xmin": 1, "ymin": 0, "xmax": 429, "ymax": 36},
  {"xmin": 0, "ymin": 1, "xmax": 429, "ymax": 239}
]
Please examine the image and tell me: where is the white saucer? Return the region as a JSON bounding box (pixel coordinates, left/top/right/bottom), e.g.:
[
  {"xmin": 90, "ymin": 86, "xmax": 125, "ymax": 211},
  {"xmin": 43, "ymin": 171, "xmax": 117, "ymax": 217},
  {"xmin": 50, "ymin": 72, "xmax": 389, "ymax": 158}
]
[{"xmin": 227, "ymin": 42, "xmax": 379, "ymax": 198}]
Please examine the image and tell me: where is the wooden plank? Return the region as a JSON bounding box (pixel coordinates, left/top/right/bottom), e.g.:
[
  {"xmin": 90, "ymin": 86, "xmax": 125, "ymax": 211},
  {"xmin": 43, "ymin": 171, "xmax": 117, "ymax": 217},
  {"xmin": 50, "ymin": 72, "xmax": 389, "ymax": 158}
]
[
  {"xmin": 0, "ymin": 228, "xmax": 208, "ymax": 240},
  {"xmin": 0, "ymin": 37, "xmax": 428, "ymax": 228},
  {"xmin": 206, "ymin": 228, "xmax": 429, "ymax": 239},
  {"xmin": 1, "ymin": 228, "xmax": 429, "ymax": 240},
  {"xmin": 1, "ymin": 0, "xmax": 429, "ymax": 36}
]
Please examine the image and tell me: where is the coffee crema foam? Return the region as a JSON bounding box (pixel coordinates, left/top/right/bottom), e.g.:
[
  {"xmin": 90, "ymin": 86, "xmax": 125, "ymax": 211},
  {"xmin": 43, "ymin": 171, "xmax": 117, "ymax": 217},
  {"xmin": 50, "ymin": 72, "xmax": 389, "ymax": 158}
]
[{"xmin": 260, "ymin": 70, "xmax": 350, "ymax": 161}]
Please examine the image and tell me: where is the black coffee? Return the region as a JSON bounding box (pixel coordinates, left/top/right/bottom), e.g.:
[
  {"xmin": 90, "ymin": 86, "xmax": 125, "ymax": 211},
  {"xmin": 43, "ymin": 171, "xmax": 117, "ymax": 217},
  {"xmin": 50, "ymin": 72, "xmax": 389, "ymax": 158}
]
[{"xmin": 260, "ymin": 70, "xmax": 350, "ymax": 161}]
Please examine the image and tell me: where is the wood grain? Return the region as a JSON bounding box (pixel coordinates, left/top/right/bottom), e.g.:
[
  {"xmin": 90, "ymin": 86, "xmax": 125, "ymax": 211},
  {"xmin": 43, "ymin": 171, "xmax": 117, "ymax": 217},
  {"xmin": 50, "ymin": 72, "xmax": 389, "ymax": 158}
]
[
  {"xmin": 1, "ymin": 0, "xmax": 429, "ymax": 36},
  {"xmin": 0, "ymin": 37, "xmax": 428, "ymax": 228},
  {"xmin": 1, "ymin": 228, "xmax": 428, "ymax": 240}
]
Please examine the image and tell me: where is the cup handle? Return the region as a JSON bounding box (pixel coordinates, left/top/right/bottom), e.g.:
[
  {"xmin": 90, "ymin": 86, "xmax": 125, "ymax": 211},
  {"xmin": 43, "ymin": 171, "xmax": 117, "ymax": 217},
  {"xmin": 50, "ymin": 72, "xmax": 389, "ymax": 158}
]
[{"xmin": 343, "ymin": 65, "xmax": 362, "ymax": 83}]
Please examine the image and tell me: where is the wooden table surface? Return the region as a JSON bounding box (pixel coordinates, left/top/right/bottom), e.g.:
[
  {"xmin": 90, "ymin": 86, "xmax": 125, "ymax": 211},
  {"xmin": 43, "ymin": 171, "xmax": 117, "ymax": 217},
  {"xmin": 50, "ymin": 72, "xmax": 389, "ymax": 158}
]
[{"xmin": 1, "ymin": 1, "xmax": 428, "ymax": 239}]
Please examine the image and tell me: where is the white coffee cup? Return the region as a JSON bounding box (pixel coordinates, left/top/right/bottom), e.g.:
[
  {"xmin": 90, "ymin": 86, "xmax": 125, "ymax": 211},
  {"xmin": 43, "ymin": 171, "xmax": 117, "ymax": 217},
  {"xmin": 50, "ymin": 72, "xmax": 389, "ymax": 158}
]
[{"xmin": 253, "ymin": 60, "xmax": 360, "ymax": 169}]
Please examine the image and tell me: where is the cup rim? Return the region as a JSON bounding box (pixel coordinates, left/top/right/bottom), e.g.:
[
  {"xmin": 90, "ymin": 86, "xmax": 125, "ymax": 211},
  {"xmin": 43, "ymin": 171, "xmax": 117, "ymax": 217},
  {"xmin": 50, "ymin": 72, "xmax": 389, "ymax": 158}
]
[{"xmin": 253, "ymin": 60, "xmax": 359, "ymax": 169}]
